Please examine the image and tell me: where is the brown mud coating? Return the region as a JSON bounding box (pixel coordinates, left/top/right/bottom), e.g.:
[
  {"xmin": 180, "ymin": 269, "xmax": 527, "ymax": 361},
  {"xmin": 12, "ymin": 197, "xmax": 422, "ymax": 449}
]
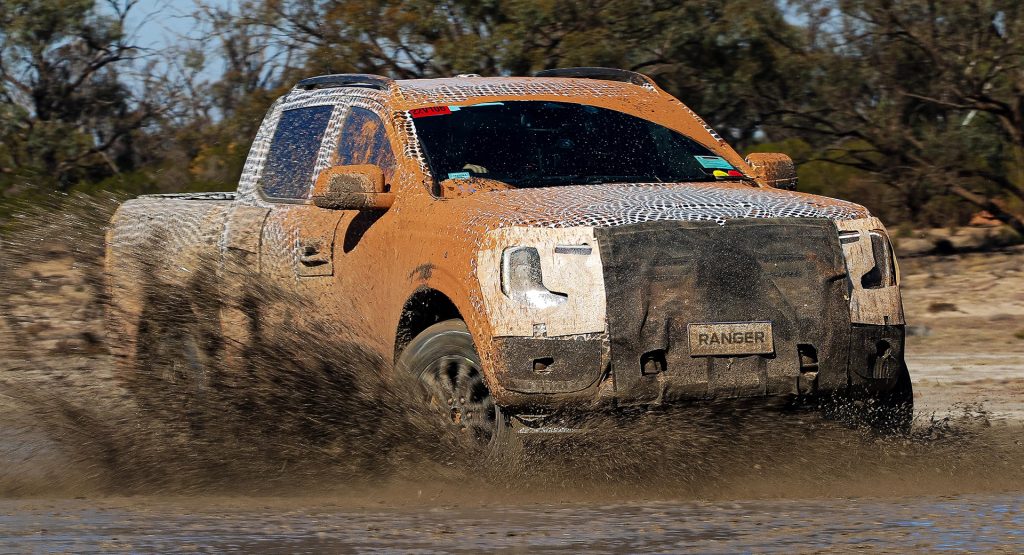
[
  {"xmin": 0, "ymin": 198, "xmax": 1022, "ymax": 549},
  {"xmin": 0, "ymin": 78, "xmax": 1019, "ymax": 550},
  {"xmin": 104, "ymin": 76, "xmax": 879, "ymax": 411}
]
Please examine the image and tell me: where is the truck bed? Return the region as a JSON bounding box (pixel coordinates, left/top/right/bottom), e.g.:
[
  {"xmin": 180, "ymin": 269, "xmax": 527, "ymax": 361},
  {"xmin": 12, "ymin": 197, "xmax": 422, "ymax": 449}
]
[
  {"xmin": 105, "ymin": 194, "xmax": 236, "ymax": 362},
  {"xmin": 138, "ymin": 192, "xmax": 237, "ymax": 201}
]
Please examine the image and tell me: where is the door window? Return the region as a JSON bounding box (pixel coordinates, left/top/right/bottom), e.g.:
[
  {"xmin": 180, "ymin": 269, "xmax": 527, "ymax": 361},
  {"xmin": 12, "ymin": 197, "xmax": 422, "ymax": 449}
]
[
  {"xmin": 335, "ymin": 106, "xmax": 397, "ymax": 187},
  {"xmin": 261, "ymin": 105, "xmax": 333, "ymax": 199}
]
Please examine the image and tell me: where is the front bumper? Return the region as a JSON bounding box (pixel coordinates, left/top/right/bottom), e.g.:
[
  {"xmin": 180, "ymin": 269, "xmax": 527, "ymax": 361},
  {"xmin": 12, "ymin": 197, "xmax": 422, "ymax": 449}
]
[
  {"xmin": 491, "ymin": 218, "xmax": 907, "ymax": 407},
  {"xmin": 493, "ymin": 322, "xmax": 905, "ymax": 406}
]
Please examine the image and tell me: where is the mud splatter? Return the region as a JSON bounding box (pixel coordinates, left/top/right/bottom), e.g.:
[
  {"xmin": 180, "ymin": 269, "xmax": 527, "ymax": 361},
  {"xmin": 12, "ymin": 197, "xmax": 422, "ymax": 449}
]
[{"xmin": 0, "ymin": 195, "xmax": 1022, "ymax": 503}]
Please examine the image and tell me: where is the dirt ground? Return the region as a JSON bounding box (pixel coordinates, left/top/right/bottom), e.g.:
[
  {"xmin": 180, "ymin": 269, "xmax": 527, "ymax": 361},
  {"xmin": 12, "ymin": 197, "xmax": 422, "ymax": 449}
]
[
  {"xmin": 899, "ymin": 247, "xmax": 1024, "ymax": 421},
  {"xmin": 0, "ymin": 220, "xmax": 1022, "ymax": 551}
]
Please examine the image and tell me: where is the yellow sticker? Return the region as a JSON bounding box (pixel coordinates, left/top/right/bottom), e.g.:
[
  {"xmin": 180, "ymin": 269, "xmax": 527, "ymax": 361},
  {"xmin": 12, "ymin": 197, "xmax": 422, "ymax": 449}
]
[{"xmin": 712, "ymin": 170, "xmax": 728, "ymax": 177}]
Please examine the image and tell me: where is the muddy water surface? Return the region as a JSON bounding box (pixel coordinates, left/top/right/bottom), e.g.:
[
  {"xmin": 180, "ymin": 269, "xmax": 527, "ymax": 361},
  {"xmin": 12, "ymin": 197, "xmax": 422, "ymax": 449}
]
[{"xmin": 2, "ymin": 493, "xmax": 1022, "ymax": 552}]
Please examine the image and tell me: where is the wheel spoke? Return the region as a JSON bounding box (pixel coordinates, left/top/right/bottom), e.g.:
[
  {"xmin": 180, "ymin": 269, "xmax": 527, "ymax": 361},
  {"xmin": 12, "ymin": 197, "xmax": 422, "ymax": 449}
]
[
  {"xmin": 422, "ymin": 360, "xmax": 455, "ymax": 396},
  {"xmin": 454, "ymin": 361, "xmax": 474, "ymax": 403},
  {"xmin": 401, "ymin": 322, "xmax": 501, "ymax": 448},
  {"xmin": 466, "ymin": 373, "xmax": 489, "ymax": 404}
]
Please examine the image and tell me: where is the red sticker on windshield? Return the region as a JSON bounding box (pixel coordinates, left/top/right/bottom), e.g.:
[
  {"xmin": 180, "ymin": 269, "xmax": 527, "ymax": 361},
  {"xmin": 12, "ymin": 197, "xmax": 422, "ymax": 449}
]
[{"xmin": 410, "ymin": 106, "xmax": 452, "ymax": 118}]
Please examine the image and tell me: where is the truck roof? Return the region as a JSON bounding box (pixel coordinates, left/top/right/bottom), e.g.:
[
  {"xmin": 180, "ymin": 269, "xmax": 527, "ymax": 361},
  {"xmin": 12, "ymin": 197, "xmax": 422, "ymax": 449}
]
[
  {"xmin": 396, "ymin": 75, "xmax": 643, "ymax": 90},
  {"xmin": 293, "ymin": 69, "xmax": 663, "ymax": 109},
  {"xmin": 394, "ymin": 76, "xmax": 655, "ymax": 106}
]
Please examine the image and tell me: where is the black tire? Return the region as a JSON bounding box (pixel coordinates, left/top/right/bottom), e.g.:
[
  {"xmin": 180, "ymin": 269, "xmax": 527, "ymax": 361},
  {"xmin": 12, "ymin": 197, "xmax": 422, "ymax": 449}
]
[
  {"xmin": 867, "ymin": 360, "xmax": 915, "ymax": 434},
  {"xmin": 824, "ymin": 361, "xmax": 914, "ymax": 434},
  {"xmin": 396, "ymin": 319, "xmax": 510, "ymax": 449}
]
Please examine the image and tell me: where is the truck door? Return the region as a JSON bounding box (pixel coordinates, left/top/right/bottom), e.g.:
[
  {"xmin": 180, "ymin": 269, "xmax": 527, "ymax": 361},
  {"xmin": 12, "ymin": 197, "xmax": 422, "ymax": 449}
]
[
  {"xmin": 256, "ymin": 103, "xmax": 398, "ymax": 333},
  {"xmin": 256, "ymin": 104, "xmax": 344, "ymax": 284}
]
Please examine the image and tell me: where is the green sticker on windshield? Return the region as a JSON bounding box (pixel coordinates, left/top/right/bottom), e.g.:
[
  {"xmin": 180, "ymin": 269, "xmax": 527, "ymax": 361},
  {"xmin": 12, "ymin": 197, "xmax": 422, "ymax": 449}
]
[
  {"xmin": 695, "ymin": 156, "xmax": 734, "ymax": 170},
  {"xmin": 447, "ymin": 171, "xmax": 471, "ymax": 179}
]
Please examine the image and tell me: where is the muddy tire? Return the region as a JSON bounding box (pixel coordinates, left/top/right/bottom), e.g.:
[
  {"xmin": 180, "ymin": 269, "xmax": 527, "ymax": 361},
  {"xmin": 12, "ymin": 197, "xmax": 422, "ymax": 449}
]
[
  {"xmin": 396, "ymin": 319, "xmax": 512, "ymax": 451},
  {"xmin": 867, "ymin": 361, "xmax": 914, "ymax": 434},
  {"xmin": 825, "ymin": 361, "xmax": 914, "ymax": 435}
]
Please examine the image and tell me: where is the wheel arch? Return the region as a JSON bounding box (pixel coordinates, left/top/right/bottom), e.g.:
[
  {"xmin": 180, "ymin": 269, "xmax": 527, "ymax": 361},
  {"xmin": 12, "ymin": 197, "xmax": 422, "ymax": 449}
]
[{"xmin": 394, "ymin": 287, "xmax": 466, "ymax": 361}]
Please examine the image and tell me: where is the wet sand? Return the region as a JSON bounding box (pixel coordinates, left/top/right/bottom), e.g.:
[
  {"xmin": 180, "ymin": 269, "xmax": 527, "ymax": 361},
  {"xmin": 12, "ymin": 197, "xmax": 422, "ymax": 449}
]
[{"xmin": 898, "ymin": 249, "xmax": 1024, "ymax": 427}]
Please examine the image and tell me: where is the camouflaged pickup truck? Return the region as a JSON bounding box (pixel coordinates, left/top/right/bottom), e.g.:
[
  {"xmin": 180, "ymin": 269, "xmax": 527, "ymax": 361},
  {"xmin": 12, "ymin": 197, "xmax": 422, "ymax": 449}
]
[{"xmin": 106, "ymin": 68, "xmax": 913, "ymax": 445}]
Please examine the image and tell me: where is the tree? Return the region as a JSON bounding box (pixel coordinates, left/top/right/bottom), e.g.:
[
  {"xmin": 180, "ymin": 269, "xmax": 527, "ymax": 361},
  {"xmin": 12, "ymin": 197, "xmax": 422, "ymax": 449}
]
[
  {"xmin": 769, "ymin": 0, "xmax": 1024, "ymax": 234},
  {"xmin": 229, "ymin": 0, "xmax": 798, "ymax": 145},
  {"xmin": 0, "ymin": 0, "xmax": 159, "ymax": 195}
]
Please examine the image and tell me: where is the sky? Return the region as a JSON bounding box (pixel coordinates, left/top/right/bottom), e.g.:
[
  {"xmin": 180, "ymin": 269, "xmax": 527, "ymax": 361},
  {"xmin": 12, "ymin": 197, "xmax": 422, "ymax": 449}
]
[
  {"xmin": 119, "ymin": 0, "xmax": 230, "ymax": 80},
  {"xmin": 126, "ymin": 0, "xmax": 206, "ymax": 48}
]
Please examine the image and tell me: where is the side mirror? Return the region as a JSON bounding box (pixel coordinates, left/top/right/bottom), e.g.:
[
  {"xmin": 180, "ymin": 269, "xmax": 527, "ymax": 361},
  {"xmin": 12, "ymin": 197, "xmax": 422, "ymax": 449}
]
[
  {"xmin": 312, "ymin": 164, "xmax": 394, "ymax": 210},
  {"xmin": 744, "ymin": 153, "xmax": 798, "ymax": 191}
]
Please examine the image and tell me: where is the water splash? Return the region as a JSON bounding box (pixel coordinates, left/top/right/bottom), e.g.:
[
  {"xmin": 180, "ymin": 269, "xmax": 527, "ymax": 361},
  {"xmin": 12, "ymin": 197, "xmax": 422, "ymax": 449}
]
[{"xmin": 0, "ymin": 193, "xmax": 1021, "ymax": 501}]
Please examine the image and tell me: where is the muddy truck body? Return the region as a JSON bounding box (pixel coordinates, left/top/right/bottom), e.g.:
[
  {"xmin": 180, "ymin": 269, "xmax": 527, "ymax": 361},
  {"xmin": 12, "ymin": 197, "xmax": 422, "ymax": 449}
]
[{"xmin": 106, "ymin": 69, "xmax": 912, "ymax": 442}]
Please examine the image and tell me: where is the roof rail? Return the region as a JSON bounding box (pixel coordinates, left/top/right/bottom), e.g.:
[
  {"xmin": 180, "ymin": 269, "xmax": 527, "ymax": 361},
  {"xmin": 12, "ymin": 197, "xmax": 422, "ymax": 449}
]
[
  {"xmin": 295, "ymin": 74, "xmax": 396, "ymax": 91},
  {"xmin": 534, "ymin": 67, "xmax": 657, "ymax": 87}
]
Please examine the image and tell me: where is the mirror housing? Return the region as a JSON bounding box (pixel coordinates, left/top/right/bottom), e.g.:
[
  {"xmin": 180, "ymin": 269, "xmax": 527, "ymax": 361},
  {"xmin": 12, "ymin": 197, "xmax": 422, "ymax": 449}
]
[
  {"xmin": 745, "ymin": 153, "xmax": 798, "ymax": 191},
  {"xmin": 312, "ymin": 164, "xmax": 394, "ymax": 210}
]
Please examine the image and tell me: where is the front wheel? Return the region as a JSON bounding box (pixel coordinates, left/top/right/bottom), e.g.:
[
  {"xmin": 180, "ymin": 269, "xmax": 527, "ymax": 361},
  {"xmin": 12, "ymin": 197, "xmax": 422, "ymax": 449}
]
[
  {"xmin": 396, "ymin": 319, "xmax": 511, "ymax": 450},
  {"xmin": 867, "ymin": 360, "xmax": 915, "ymax": 433},
  {"xmin": 823, "ymin": 361, "xmax": 914, "ymax": 434}
]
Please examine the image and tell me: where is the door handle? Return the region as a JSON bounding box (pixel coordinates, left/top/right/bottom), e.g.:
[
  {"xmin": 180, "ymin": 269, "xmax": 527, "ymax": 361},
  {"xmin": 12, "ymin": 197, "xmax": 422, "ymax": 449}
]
[{"xmin": 298, "ymin": 241, "xmax": 329, "ymax": 267}]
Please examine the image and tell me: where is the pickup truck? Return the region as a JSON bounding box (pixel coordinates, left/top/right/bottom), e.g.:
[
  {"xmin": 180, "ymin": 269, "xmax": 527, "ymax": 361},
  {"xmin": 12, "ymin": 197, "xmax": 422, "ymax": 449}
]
[{"xmin": 105, "ymin": 68, "xmax": 913, "ymax": 446}]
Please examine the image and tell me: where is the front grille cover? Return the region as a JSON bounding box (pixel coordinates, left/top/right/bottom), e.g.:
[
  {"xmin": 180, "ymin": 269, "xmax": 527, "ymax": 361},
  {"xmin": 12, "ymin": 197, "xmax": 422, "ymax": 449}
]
[{"xmin": 596, "ymin": 218, "xmax": 852, "ymax": 402}]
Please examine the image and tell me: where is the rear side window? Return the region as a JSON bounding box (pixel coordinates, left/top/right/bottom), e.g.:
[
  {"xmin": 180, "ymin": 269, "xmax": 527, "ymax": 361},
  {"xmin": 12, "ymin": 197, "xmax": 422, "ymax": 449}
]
[
  {"xmin": 335, "ymin": 106, "xmax": 397, "ymax": 186},
  {"xmin": 261, "ymin": 105, "xmax": 333, "ymax": 199}
]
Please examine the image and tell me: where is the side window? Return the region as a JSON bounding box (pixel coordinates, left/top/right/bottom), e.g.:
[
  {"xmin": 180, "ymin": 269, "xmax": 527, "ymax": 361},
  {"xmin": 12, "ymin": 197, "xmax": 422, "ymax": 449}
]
[
  {"xmin": 336, "ymin": 106, "xmax": 397, "ymax": 187},
  {"xmin": 261, "ymin": 105, "xmax": 333, "ymax": 199}
]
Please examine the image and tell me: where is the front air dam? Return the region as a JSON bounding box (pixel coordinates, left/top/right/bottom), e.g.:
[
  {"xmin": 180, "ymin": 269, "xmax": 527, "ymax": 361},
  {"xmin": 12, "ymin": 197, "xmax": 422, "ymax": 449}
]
[{"xmin": 596, "ymin": 218, "xmax": 863, "ymax": 404}]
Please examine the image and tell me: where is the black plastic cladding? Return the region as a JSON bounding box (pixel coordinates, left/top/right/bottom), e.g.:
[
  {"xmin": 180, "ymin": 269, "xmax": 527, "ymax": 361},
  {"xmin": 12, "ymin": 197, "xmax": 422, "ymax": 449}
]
[
  {"xmin": 597, "ymin": 218, "xmax": 854, "ymax": 403},
  {"xmin": 295, "ymin": 74, "xmax": 396, "ymax": 91}
]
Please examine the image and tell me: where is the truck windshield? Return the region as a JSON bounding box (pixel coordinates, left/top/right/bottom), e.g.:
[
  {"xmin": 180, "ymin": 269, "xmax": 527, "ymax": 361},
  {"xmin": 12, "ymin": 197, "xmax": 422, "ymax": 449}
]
[{"xmin": 410, "ymin": 100, "xmax": 742, "ymax": 189}]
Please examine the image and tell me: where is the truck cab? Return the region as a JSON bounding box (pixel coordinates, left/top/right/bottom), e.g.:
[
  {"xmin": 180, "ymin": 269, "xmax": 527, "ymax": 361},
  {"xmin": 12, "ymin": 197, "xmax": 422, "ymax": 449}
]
[{"xmin": 106, "ymin": 69, "xmax": 913, "ymax": 446}]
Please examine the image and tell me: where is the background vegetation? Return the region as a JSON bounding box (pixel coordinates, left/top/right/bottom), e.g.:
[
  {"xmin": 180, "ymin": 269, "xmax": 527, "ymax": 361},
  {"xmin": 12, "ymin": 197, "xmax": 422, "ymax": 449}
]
[{"xmin": 1, "ymin": 0, "xmax": 1022, "ymax": 234}]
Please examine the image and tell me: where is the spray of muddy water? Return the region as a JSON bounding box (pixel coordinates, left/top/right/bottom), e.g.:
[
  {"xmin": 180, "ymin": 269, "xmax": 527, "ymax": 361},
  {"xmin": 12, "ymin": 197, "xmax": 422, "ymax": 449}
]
[{"xmin": 0, "ymin": 194, "xmax": 1021, "ymax": 503}]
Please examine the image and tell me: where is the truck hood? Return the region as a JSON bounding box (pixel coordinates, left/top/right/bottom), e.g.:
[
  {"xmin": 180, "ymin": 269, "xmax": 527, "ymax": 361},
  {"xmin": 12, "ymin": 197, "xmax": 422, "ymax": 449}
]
[{"xmin": 460, "ymin": 182, "xmax": 870, "ymax": 229}]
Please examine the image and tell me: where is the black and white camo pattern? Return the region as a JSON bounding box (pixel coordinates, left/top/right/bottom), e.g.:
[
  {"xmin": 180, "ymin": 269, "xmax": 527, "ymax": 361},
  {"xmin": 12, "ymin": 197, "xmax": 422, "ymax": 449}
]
[
  {"xmin": 464, "ymin": 183, "xmax": 869, "ymax": 229},
  {"xmin": 128, "ymin": 77, "xmax": 870, "ymax": 264},
  {"xmin": 232, "ymin": 78, "xmax": 671, "ymax": 203},
  {"xmin": 398, "ymin": 77, "xmax": 657, "ymax": 105},
  {"xmin": 234, "ymin": 88, "xmax": 394, "ymax": 203},
  {"xmin": 230, "ymin": 78, "xmax": 743, "ymax": 209},
  {"xmin": 679, "ymin": 104, "xmax": 725, "ymax": 145},
  {"xmin": 109, "ymin": 75, "xmax": 878, "ymax": 366},
  {"xmin": 142, "ymin": 192, "xmax": 237, "ymax": 201}
]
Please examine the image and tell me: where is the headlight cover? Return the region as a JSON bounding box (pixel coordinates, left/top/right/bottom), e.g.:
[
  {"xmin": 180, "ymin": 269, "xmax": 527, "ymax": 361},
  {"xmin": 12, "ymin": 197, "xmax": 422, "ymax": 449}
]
[
  {"xmin": 862, "ymin": 230, "xmax": 897, "ymax": 289},
  {"xmin": 835, "ymin": 217, "xmax": 904, "ymax": 326},
  {"xmin": 501, "ymin": 246, "xmax": 568, "ymax": 309},
  {"xmin": 839, "ymin": 229, "xmax": 897, "ymax": 290},
  {"xmin": 476, "ymin": 226, "xmax": 607, "ymax": 338}
]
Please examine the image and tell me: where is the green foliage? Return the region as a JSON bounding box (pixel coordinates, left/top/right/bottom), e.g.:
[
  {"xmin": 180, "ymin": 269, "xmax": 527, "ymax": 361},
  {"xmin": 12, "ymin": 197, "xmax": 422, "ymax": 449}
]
[
  {"xmin": 289, "ymin": 0, "xmax": 799, "ymax": 144},
  {"xmin": 771, "ymin": 0, "xmax": 1024, "ymax": 233},
  {"xmin": 1, "ymin": 0, "xmax": 1023, "ymax": 235},
  {"xmin": 0, "ymin": 0, "xmax": 152, "ymax": 210}
]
